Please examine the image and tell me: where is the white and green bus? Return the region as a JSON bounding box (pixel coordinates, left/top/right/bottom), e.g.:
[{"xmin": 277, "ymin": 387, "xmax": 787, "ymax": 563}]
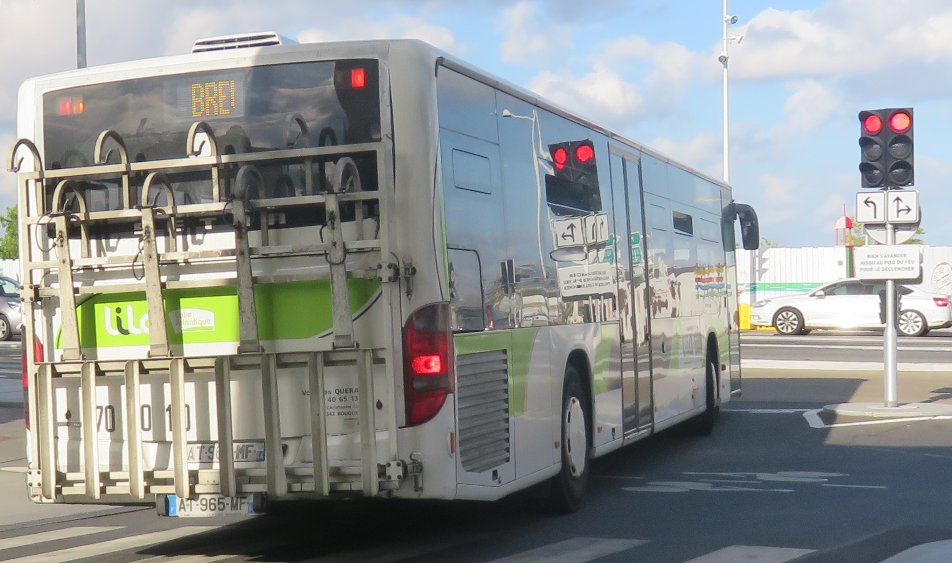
[{"xmin": 9, "ymin": 33, "xmax": 759, "ymax": 517}]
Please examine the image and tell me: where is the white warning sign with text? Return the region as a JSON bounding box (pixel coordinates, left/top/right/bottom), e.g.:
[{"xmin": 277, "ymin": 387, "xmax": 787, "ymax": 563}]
[
  {"xmin": 854, "ymin": 245, "xmax": 921, "ymax": 281},
  {"xmin": 558, "ymin": 263, "xmax": 616, "ymax": 297}
]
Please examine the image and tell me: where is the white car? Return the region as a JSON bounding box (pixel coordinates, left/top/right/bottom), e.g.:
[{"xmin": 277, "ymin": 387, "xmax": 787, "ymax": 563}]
[{"xmin": 750, "ymin": 278, "xmax": 952, "ymax": 337}]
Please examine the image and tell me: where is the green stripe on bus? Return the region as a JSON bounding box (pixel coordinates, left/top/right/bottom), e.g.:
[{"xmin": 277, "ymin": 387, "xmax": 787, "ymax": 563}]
[{"xmin": 65, "ymin": 280, "xmax": 380, "ymax": 348}]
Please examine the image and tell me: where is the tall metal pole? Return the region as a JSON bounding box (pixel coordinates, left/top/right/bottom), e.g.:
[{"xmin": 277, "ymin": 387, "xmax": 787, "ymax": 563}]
[
  {"xmin": 721, "ymin": 0, "xmax": 730, "ymax": 184},
  {"xmin": 884, "ymin": 219, "xmax": 898, "ymax": 407},
  {"xmin": 76, "ymin": 0, "xmax": 87, "ymax": 69}
]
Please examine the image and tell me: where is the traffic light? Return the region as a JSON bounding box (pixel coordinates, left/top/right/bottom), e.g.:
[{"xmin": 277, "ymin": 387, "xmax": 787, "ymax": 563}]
[
  {"xmin": 549, "ymin": 140, "xmax": 598, "ymax": 187},
  {"xmin": 545, "ymin": 140, "xmax": 601, "ymax": 212},
  {"xmin": 858, "ymin": 108, "xmax": 914, "ymax": 188}
]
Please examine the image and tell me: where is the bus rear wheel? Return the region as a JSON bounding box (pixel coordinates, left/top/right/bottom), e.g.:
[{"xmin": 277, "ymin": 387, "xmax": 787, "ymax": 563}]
[
  {"xmin": 550, "ymin": 364, "xmax": 590, "ymax": 513},
  {"xmin": 692, "ymin": 354, "xmax": 719, "ymax": 435}
]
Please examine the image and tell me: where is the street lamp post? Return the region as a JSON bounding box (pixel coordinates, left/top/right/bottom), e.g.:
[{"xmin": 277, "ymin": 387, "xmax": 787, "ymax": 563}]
[
  {"xmin": 720, "ymin": 0, "xmax": 741, "ymax": 184},
  {"xmin": 502, "ymin": 109, "xmax": 548, "ymax": 276},
  {"xmin": 76, "ymin": 0, "xmax": 87, "ymax": 69}
]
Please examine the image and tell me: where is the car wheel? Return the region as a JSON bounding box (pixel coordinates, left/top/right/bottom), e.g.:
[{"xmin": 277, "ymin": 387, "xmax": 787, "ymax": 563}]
[
  {"xmin": 0, "ymin": 316, "xmax": 10, "ymax": 342},
  {"xmin": 773, "ymin": 308, "xmax": 804, "ymax": 335},
  {"xmin": 549, "ymin": 364, "xmax": 590, "ymax": 513},
  {"xmin": 897, "ymin": 310, "xmax": 927, "ymax": 337}
]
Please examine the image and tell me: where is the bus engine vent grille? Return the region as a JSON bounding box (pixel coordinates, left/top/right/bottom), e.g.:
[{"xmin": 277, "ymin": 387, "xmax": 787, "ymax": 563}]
[
  {"xmin": 457, "ymin": 349, "xmax": 510, "ymax": 473},
  {"xmin": 191, "ymin": 32, "xmax": 297, "ymax": 53}
]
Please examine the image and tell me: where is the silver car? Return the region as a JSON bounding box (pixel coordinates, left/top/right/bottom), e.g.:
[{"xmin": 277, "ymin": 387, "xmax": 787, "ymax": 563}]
[
  {"xmin": 0, "ymin": 276, "xmax": 21, "ymax": 341},
  {"xmin": 750, "ymin": 278, "xmax": 952, "ymax": 337}
]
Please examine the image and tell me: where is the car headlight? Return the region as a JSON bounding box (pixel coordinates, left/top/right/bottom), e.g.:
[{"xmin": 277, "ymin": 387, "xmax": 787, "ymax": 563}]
[
  {"xmin": 6, "ymin": 300, "xmax": 20, "ymax": 310},
  {"xmin": 753, "ymin": 300, "xmax": 771, "ymax": 308}
]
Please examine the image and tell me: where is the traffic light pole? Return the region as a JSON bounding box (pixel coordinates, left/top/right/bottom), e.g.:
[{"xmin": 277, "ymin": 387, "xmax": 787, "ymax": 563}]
[{"xmin": 884, "ymin": 220, "xmax": 898, "ymax": 407}]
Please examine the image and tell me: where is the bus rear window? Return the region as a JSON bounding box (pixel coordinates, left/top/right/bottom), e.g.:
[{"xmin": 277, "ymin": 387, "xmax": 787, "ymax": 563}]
[{"xmin": 42, "ymin": 59, "xmax": 381, "ymax": 171}]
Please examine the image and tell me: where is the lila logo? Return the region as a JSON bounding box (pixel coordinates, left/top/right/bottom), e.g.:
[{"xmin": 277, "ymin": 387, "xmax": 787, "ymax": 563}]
[{"xmin": 104, "ymin": 305, "xmax": 149, "ymax": 336}]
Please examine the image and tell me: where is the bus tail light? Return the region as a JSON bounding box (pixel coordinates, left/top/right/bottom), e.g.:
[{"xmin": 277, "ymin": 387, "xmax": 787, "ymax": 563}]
[
  {"xmin": 22, "ymin": 337, "xmax": 43, "ymax": 429},
  {"xmin": 403, "ymin": 303, "xmax": 453, "ymax": 426}
]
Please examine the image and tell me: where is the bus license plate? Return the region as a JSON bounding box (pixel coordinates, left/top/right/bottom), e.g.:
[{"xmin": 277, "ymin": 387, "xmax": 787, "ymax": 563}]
[{"xmin": 163, "ymin": 494, "xmax": 255, "ymax": 517}]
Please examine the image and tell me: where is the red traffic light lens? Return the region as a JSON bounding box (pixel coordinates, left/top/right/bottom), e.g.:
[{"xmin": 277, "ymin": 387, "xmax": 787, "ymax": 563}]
[
  {"xmin": 889, "ymin": 111, "xmax": 911, "ymax": 133},
  {"xmin": 553, "ymin": 147, "xmax": 568, "ymax": 170},
  {"xmin": 863, "ymin": 114, "xmax": 882, "ymax": 135},
  {"xmin": 575, "ymin": 144, "xmax": 594, "ymax": 163}
]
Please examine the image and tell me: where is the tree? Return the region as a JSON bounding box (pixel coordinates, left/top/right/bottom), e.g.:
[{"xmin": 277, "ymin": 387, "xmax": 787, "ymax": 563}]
[{"xmin": 0, "ymin": 207, "xmax": 17, "ymax": 259}]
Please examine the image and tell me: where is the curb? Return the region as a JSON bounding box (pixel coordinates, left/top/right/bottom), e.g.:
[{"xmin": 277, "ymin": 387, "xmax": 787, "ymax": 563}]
[{"xmin": 824, "ymin": 402, "xmax": 952, "ymax": 418}]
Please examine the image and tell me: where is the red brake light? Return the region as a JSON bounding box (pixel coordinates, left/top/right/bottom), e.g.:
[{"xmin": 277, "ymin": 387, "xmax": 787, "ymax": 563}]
[
  {"xmin": 411, "ymin": 354, "xmax": 443, "ymax": 375},
  {"xmin": 403, "ymin": 303, "xmax": 453, "ymax": 426},
  {"xmin": 575, "ymin": 143, "xmax": 594, "ymax": 163},
  {"xmin": 350, "ymin": 67, "xmax": 366, "ymax": 89},
  {"xmin": 553, "ymin": 147, "xmax": 568, "ymax": 170},
  {"xmin": 863, "ymin": 114, "xmax": 882, "ymax": 135},
  {"xmin": 934, "ymin": 297, "xmax": 949, "ymax": 307},
  {"xmin": 22, "ymin": 337, "xmax": 43, "ymax": 429},
  {"xmin": 889, "ymin": 110, "xmax": 911, "ymax": 133}
]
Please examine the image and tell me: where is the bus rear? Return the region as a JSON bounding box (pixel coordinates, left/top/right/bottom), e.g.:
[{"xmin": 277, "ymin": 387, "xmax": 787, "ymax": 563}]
[{"xmin": 11, "ymin": 39, "xmax": 445, "ymax": 516}]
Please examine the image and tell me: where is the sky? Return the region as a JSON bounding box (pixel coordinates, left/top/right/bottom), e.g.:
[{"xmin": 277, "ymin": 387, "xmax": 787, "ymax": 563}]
[{"xmin": 2, "ymin": 0, "xmax": 951, "ymax": 248}]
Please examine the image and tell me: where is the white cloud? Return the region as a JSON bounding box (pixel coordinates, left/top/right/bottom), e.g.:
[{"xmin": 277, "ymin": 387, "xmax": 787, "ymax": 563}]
[
  {"xmin": 298, "ymin": 14, "xmax": 462, "ymax": 53},
  {"xmin": 498, "ymin": 2, "xmax": 572, "ymax": 65},
  {"xmin": 648, "ymin": 132, "xmax": 722, "ymax": 180},
  {"xmin": 781, "ymin": 79, "xmax": 841, "ymax": 132},
  {"xmin": 529, "ymin": 65, "xmax": 645, "ymax": 126},
  {"xmin": 733, "ymin": 2, "xmax": 952, "ymax": 81}
]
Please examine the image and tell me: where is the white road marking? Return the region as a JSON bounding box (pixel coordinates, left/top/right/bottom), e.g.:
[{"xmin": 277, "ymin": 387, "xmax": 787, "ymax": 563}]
[
  {"xmin": 729, "ymin": 408, "xmax": 810, "ymax": 414},
  {"xmin": 683, "ymin": 545, "xmax": 814, "ymax": 563},
  {"xmin": 742, "ymin": 342, "xmax": 952, "ymax": 352},
  {"xmin": 487, "ymin": 537, "xmax": 646, "ymax": 563},
  {"xmin": 0, "ymin": 527, "xmax": 122, "ymax": 550},
  {"xmin": 685, "ymin": 471, "xmax": 846, "ymax": 483},
  {"xmin": 742, "ymin": 360, "xmax": 952, "ymax": 371},
  {"xmin": 138, "ymin": 554, "xmax": 234, "ymax": 562},
  {"xmin": 4, "ymin": 526, "xmax": 213, "ymax": 562},
  {"xmin": 821, "ymin": 483, "xmax": 888, "ymax": 490},
  {"xmin": 0, "ymin": 466, "xmax": 27, "ymax": 473},
  {"xmin": 623, "ymin": 481, "xmax": 794, "ymax": 493},
  {"xmin": 803, "ymin": 408, "xmax": 952, "ymax": 429}
]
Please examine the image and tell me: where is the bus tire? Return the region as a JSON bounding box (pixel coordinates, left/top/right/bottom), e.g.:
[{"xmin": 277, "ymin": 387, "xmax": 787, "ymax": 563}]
[
  {"xmin": 550, "ymin": 364, "xmax": 590, "ymax": 513},
  {"xmin": 692, "ymin": 354, "xmax": 719, "ymax": 435}
]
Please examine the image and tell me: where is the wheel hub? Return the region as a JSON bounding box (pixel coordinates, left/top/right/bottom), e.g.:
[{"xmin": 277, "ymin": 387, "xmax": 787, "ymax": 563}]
[{"xmin": 564, "ymin": 397, "xmax": 587, "ymax": 477}]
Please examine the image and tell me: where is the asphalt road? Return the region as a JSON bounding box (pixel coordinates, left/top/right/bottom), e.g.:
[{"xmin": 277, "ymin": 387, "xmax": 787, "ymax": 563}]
[
  {"xmin": 741, "ymin": 328, "xmax": 952, "ymax": 369},
  {"xmin": 0, "ymin": 337, "xmax": 951, "ymax": 560}
]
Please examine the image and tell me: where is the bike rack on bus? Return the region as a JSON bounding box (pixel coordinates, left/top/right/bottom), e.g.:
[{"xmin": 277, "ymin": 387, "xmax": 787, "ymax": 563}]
[{"xmin": 9, "ymin": 119, "xmax": 402, "ymax": 504}]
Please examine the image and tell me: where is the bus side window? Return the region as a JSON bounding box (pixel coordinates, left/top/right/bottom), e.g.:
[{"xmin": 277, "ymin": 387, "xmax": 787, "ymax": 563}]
[{"xmin": 448, "ymin": 248, "xmax": 486, "ymax": 332}]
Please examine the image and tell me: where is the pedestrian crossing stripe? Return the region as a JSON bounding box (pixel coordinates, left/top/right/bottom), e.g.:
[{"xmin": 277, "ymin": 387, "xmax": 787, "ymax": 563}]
[{"xmin": 2, "ymin": 526, "xmax": 213, "ymax": 563}]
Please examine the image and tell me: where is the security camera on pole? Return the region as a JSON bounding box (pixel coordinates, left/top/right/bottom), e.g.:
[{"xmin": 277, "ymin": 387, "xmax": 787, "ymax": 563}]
[{"xmin": 854, "ymin": 108, "xmax": 920, "ymax": 408}]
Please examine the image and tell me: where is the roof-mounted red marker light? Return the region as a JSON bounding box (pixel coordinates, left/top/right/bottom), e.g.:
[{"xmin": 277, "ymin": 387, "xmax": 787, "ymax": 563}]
[{"xmin": 350, "ymin": 67, "xmax": 366, "ymax": 89}]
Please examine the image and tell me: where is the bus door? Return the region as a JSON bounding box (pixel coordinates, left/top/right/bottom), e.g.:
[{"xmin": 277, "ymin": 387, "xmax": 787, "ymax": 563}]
[{"xmin": 609, "ymin": 148, "xmax": 653, "ymax": 435}]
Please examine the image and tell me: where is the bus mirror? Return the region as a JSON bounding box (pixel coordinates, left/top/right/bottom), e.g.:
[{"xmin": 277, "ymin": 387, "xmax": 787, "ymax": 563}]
[{"xmin": 724, "ymin": 202, "xmax": 759, "ymax": 251}]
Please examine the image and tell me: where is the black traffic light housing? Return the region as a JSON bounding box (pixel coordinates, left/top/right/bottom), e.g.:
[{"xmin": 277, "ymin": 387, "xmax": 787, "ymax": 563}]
[
  {"xmin": 858, "ymin": 108, "xmax": 914, "ymax": 188},
  {"xmin": 545, "ymin": 139, "xmax": 601, "ymax": 212}
]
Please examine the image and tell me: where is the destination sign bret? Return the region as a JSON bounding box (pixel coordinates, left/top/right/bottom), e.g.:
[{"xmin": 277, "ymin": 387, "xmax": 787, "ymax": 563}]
[{"xmin": 854, "ymin": 245, "xmax": 921, "ymax": 281}]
